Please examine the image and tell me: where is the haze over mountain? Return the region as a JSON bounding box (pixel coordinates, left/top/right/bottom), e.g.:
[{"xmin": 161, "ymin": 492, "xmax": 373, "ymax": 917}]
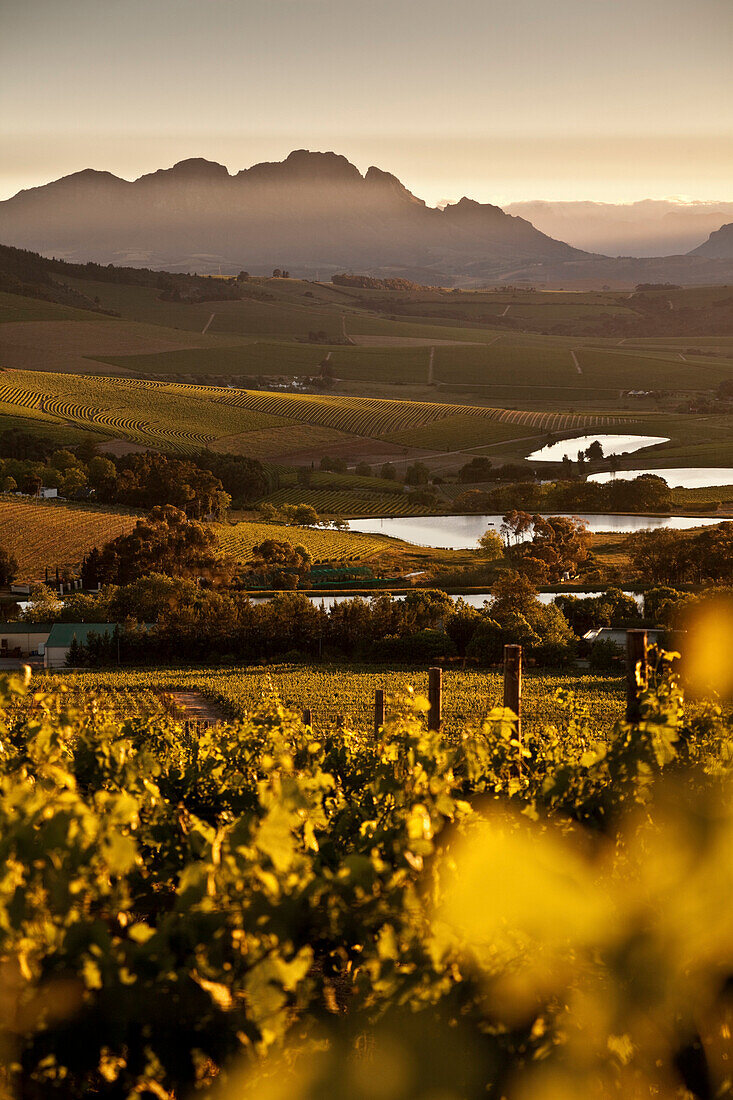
[
  {"xmin": 0, "ymin": 150, "xmax": 582, "ymax": 285},
  {"xmin": 504, "ymin": 200, "xmax": 733, "ymax": 258},
  {"xmin": 1, "ymin": 150, "xmax": 732, "ymax": 288},
  {"xmin": 690, "ymin": 222, "xmax": 733, "ymax": 259}
]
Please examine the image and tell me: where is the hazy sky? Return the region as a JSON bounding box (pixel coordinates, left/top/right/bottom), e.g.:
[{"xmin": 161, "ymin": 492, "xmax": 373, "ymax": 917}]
[{"xmin": 2, "ymin": 0, "xmax": 732, "ymax": 205}]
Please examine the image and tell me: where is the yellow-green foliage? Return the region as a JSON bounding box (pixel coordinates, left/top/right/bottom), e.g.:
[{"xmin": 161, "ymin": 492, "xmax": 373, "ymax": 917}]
[
  {"xmin": 54, "ymin": 664, "xmax": 624, "ymax": 738},
  {"xmin": 1, "ymin": 659, "xmax": 732, "ymax": 1097}
]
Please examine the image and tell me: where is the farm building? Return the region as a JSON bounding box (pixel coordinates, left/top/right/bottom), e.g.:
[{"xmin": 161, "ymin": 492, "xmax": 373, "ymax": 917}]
[
  {"xmin": 583, "ymin": 627, "xmax": 665, "ymax": 648},
  {"xmin": 44, "ymin": 623, "xmax": 117, "ymax": 668},
  {"xmin": 0, "ymin": 622, "xmax": 54, "ymax": 662}
]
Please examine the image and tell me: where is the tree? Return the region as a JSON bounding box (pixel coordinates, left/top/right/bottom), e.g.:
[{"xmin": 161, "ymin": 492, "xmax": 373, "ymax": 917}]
[
  {"xmin": 49, "ymin": 448, "xmax": 82, "ymax": 472},
  {"xmin": 500, "ymin": 510, "xmax": 534, "ymax": 546},
  {"xmin": 586, "ymin": 440, "xmax": 604, "ymax": 461},
  {"xmin": 510, "ymin": 514, "xmax": 592, "ymax": 583},
  {"xmin": 355, "ymin": 462, "xmax": 372, "ymax": 477},
  {"xmin": 61, "ymin": 467, "xmax": 88, "ymax": 499},
  {"xmin": 0, "ymin": 545, "xmax": 18, "ymax": 585},
  {"xmin": 458, "ymin": 457, "xmax": 493, "ymax": 484},
  {"xmin": 2, "ymin": 476, "xmax": 17, "ymax": 492},
  {"xmin": 87, "ymin": 455, "xmax": 117, "ymax": 493},
  {"xmin": 477, "ymin": 529, "xmax": 504, "ymax": 561},
  {"xmin": 21, "ymin": 582, "xmax": 63, "ymax": 622},
  {"xmin": 249, "ymin": 539, "xmax": 312, "ymax": 589},
  {"xmin": 380, "ymin": 463, "xmax": 397, "ymax": 481},
  {"xmin": 82, "ymin": 506, "xmax": 232, "ymax": 586},
  {"xmin": 405, "ymin": 462, "xmax": 429, "ymax": 486}
]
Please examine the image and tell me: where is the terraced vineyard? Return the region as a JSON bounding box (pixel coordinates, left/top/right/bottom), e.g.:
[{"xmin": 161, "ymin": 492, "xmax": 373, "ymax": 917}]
[
  {"xmin": 43, "ymin": 665, "xmax": 625, "ymax": 741},
  {"xmin": 0, "ymin": 368, "xmax": 631, "ymax": 459}
]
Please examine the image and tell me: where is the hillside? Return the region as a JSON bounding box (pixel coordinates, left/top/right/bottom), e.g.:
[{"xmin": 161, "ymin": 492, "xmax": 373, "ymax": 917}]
[
  {"xmin": 0, "ymin": 151, "xmax": 583, "ymax": 285},
  {"xmin": 691, "ymin": 222, "xmax": 733, "ymax": 259},
  {"xmin": 505, "ymin": 199, "xmax": 733, "ymax": 257}
]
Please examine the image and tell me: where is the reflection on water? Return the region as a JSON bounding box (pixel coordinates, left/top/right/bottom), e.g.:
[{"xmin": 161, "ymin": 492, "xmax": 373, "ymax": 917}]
[
  {"xmin": 527, "ymin": 433, "xmax": 669, "ymax": 463},
  {"xmin": 348, "ymin": 513, "xmax": 731, "ymax": 550},
  {"xmin": 249, "ymin": 590, "xmax": 644, "ymax": 610},
  {"xmin": 589, "ymin": 467, "xmax": 733, "ymax": 488}
]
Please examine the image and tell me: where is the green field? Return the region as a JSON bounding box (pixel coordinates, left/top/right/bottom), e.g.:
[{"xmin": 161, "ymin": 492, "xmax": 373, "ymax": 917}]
[
  {"xmin": 0, "ymin": 369, "xmax": 625, "ymax": 457},
  {"xmin": 43, "ymin": 664, "xmax": 625, "ymax": 739}
]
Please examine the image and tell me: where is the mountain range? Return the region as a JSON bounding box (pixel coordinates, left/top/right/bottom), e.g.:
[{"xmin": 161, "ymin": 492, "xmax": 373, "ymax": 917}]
[
  {"xmin": 1, "ymin": 150, "xmax": 732, "ymax": 287},
  {"xmin": 503, "ymin": 199, "xmax": 733, "ymax": 257}
]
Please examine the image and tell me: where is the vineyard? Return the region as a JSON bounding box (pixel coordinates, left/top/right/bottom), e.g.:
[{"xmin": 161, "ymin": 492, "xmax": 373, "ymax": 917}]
[
  {"xmin": 0, "ymin": 495, "xmax": 141, "ymax": 578},
  {"xmin": 261, "ymin": 487, "xmax": 436, "ymax": 517},
  {"xmin": 0, "ymin": 369, "xmax": 629, "ymax": 458},
  {"xmin": 47, "ymin": 664, "xmax": 625, "ymax": 737},
  {"xmin": 2, "ymin": 654, "xmax": 731, "ymax": 1098},
  {"xmin": 215, "ymin": 520, "xmax": 391, "ymax": 563},
  {"xmin": 0, "ymin": 496, "xmax": 393, "ymax": 578}
]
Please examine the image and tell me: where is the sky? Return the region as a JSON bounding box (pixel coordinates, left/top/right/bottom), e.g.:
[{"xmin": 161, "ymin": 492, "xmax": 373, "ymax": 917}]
[{"xmin": 2, "ymin": 0, "xmax": 732, "ymax": 206}]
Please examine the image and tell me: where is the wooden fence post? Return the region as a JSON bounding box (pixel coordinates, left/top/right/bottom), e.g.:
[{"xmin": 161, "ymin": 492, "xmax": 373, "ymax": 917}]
[
  {"xmin": 302, "ymin": 707, "xmax": 312, "ymax": 727},
  {"xmin": 428, "ymin": 667, "xmax": 443, "ymax": 731},
  {"xmin": 503, "ymin": 644, "xmax": 522, "ymax": 738},
  {"xmin": 626, "ymin": 629, "xmax": 648, "ymax": 722},
  {"xmin": 374, "ymin": 689, "xmax": 385, "ymax": 736}
]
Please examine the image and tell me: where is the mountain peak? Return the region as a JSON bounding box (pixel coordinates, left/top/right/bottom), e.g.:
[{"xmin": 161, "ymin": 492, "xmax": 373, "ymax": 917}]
[
  {"xmin": 139, "ymin": 158, "xmax": 231, "ymax": 183},
  {"xmin": 442, "ymin": 196, "xmax": 505, "ymax": 218},
  {"xmin": 241, "ymin": 149, "xmax": 363, "ymax": 185}
]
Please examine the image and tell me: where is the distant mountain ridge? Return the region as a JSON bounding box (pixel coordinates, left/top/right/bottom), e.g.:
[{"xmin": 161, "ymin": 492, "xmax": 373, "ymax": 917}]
[
  {"xmin": 690, "ymin": 222, "xmax": 733, "ymax": 259},
  {"xmin": 0, "ymin": 150, "xmax": 585, "ymax": 284},
  {"xmin": 1, "ymin": 150, "xmax": 732, "ymax": 287},
  {"xmin": 504, "ymin": 199, "xmax": 733, "ymax": 257}
]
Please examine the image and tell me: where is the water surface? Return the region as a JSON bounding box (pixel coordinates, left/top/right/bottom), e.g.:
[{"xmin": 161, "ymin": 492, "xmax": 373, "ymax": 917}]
[
  {"xmin": 348, "ymin": 513, "xmax": 730, "ymax": 550},
  {"xmin": 589, "ymin": 467, "xmax": 733, "ymax": 488},
  {"xmin": 527, "ymin": 433, "xmax": 669, "ymax": 463}
]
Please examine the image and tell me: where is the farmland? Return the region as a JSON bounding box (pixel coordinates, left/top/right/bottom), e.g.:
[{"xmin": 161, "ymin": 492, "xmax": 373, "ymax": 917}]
[
  {"xmin": 40, "ymin": 664, "xmax": 625, "ymax": 741},
  {"xmin": 0, "ymin": 368, "xmax": 628, "ymax": 458},
  {"xmin": 0, "ymin": 496, "xmax": 141, "ymax": 579},
  {"xmin": 0, "ymin": 495, "xmax": 396, "ymax": 579}
]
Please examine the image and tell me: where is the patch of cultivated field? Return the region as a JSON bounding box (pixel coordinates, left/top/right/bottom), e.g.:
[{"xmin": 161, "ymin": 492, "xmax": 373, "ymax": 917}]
[
  {"xmin": 0, "ymin": 496, "xmax": 141, "ymax": 579},
  {"xmin": 215, "ymin": 520, "xmax": 392, "ymax": 562},
  {"xmin": 0, "ymin": 370, "xmax": 628, "ymax": 457},
  {"xmin": 0, "ymin": 318, "xmax": 249, "ymax": 375},
  {"xmin": 51, "ymin": 665, "xmax": 625, "ymax": 739}
]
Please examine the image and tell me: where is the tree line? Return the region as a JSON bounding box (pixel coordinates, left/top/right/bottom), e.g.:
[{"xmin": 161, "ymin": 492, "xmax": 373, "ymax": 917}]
[{"xmin": 0, "ymin": 429, "xmax": 274, "ymax": 514}]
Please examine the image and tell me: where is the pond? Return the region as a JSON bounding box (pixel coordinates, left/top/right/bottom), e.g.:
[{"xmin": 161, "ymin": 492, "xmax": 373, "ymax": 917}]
[
  {"xmin": 249, "ymin": 590, "xmax": 644, "ymax": 610},
  {"xmin": 589, "ymin": 467, "xmax": 733, "ymax": 488},
  {"xmin": 527, "ymin": 433, "xmax": 669, "ymax": 463},
  {"xmin": 347, "ymin": 513, "xmax": 730, "ymax": 550}
]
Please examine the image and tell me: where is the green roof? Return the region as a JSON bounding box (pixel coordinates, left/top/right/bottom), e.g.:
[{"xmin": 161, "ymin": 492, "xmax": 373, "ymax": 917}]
[
  {"xmin": 0, "ymin": 622, "xmax": 54, "ymax": 634},
  {"xmin": 46, "ymin": 623, "xmax": 117, "ymax": 648}
]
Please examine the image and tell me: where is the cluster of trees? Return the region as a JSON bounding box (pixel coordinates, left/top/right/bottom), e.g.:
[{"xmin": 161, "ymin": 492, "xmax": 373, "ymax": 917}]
[
  {"xmin": 81, "ymin": 506, "xmax": 235, "ymax": 587},
  {"xmin": 500, "ymin": 513, "xmax": 595, "ymax": 583},
  {"xmin": 455, "ymin": 474, "xmax": 673, "ymax": 516},
  {"xmin": 458, "ymin": 458, "xmax": 535, "ymax": 484},
  {"xmin": 41, "ymin": 571, "xmax": 579, "ymax": 668},
  {"xmin": 0, "ymin": 430, "xmax": 274, "ymax": 513},
  {"xmin": 255, "ymin": 501, "xmax": 350, "ymax": 532},
  {"xmin": 626, "ymin": 523, "xmax": 733, "ymax": 584}
]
